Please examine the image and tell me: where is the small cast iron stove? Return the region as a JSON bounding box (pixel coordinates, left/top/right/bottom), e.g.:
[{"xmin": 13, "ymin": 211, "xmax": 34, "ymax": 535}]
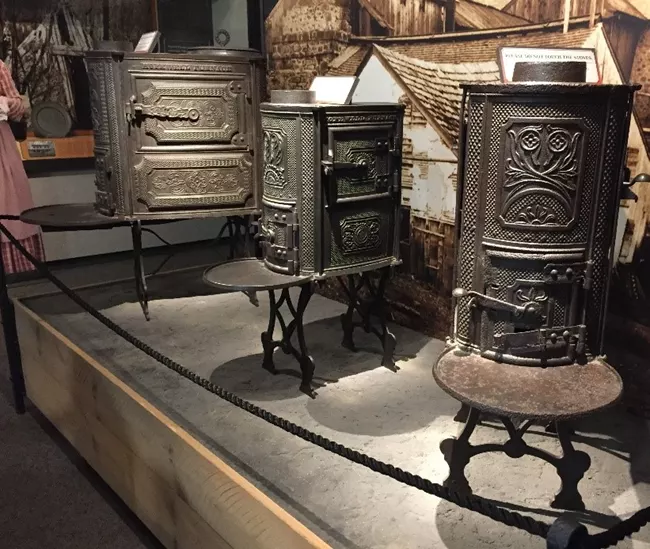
[
  {"xmin": 433, "ymin": 83, "xmax": 638, "ymax": 510},
  {"xmin": 257, "ymin": 90, "xmax": 404, "ymax": 278},
  {"xmin": 85, "ymin": 47, "xmax": 265, "ymax": 219},
  {"xmin": 204, "ymin": 91, "xmax": 405, "ymax": 395}
]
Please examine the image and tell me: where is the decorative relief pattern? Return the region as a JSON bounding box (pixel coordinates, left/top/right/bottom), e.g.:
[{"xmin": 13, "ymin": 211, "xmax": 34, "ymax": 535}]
[
  {"xmin": 517, "ymin": 204, "xmax": 557, "ymax": 225},
  {"xmin": 139, "ymin": 63, "xmax": 234, "ymax": 73},
  {"xmin": 340, "ymin": 215, "xmax": 382, "ymax": 255},
  {"xmin": 134, "ymin": 156, "xmax": 252, "ymax": 208},
  {"xmin": 327, "ymin": 113, "xmax": 398, "ymax": 125},
  {"xmin": 499, "ymin": 122, "xmax": 585, "ymax": 230},
  {"xmin": 87, "ymin": 62, "xmax": 109, "ymax": 146},
  {"xmin": 334, "ymin": 138, "xmax": 387, "ymax": 197},
  {"xmin": 262, "ymin": 128, "xmax": 287, "ymax": 188},
  {"xmin": 138, "ymin": 81, "xmax": 240, "ymax": 143},
  {"xmin": 515, "ymin": 286, "xmax": 548, "ymax": 305}
]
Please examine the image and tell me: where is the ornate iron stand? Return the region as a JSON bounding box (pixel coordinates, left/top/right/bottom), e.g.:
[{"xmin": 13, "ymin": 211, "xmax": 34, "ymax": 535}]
[
  {"xmin": 434, "ymin": 349, "xmax": 623, "ymax": 510},
  {"xmin": 262, "ymin": 283, "xmax": 316, "ymax": 397},
  {"xmin": 19, "ymin": 203, "xmax": 253, "ymax": 320},
  {"xmin": 337, "ymin": 267, "xmax": 397, "ymax": 371},
  {"xmin": 203, "ymin": 258, "xmax": 318, "ymax": 396}
]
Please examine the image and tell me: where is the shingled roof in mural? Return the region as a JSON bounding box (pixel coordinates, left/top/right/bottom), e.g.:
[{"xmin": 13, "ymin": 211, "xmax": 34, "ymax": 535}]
[
  {"xmin": 329, "ymin": 22, "xmax": 599, "ymax": 147},
  {"xmin": 338, "ymin": 22, "xmax": 597, "ymax": 68},
  {"xmin": 374, "ymin": 45, "xmax": 499, "ymax": 147}
]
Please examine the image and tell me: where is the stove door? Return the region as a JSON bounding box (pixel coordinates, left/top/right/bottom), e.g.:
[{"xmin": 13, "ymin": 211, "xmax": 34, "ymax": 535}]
[
  {"xmin": 320, "ymin": 113, "xmax": 402, "ymax": 273},
  {"xmin": 476, "ymin": 253, "xmax": 590, "ymax": 364},
  {"xmin": 124, "ymin": 59, "xmax": 257, "ymax": 214}
]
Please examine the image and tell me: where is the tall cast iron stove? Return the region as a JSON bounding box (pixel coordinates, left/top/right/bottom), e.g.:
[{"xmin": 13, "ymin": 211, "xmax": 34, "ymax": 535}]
[
  {"xmin": 433, "ymin": 83, "xmax": 638, "ymax": 510},
  {"xmin": 204, "ymin": 91, "xmax": 405, "ymax": 395}
]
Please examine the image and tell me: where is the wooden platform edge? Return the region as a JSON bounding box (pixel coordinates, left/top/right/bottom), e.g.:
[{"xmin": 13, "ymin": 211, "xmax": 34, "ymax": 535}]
[{"xmin": 14, "ymin": 298, "xmax": 332, "ymax": 549}]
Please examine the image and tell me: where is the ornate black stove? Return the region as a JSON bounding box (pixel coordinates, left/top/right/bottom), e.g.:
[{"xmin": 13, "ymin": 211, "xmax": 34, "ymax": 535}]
[
  {"xmin": 85, "ymin": 47, "xmax": 265, "ymax": 219},
  {"xmin": 204, "ymin": 91, "xmax": 405, "ymax": 396},
  {"xmin": 257, "ymin": 90, "xmax": 404, "ymax": 277},
  {"xmin": 433, "ymin": 83, "xmax": 638, "ymax": 510}
]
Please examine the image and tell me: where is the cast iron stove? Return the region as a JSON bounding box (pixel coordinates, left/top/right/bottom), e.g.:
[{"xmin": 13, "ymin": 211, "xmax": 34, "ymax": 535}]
[{"xmin": 433, "ymin": 83, "xmax": 639, "ymax": 510}]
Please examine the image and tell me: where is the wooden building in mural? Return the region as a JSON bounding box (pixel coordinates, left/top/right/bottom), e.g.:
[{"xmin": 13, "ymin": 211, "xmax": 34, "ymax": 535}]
[
  {"xmin": 328, "ymin": 18, "xmax": 650, "ymax": 313},
  {"xmin": 265, "ymin": 0, "xmax": 527, "ymax": 89}
]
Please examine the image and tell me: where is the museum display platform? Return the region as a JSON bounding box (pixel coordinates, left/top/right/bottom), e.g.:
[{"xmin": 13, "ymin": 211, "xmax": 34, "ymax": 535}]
[{"xmin": 12, "ymin": 266, "xmax": 650, "ymax": 549}]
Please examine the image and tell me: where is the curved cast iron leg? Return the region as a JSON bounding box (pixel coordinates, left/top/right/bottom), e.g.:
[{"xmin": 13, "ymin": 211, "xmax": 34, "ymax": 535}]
[
  {"xmin": 131, "ymin": 221, "xmax": 150, "ymax": 321},
  {"xmin": 340, "ymin": 274, "xmax": 358, "ymax": 352},
  {"xmin": 453, "ymin": 403, "xmax": 471, "ymax": 423},
  {"xmin": 551, "ymin": 422, "xmax": 591, "ymax": 511},
  {"xmin": 0, "ymin": 252, "xmax": 25, "ymax": 414},
  {"xmin": 226, "ymin": 217, "xmax": 236, "ymax": 260},
  {"xmin": 376, "ymin": 268, "xmax": 397, "ymax": 370},
  {"xmin": 440, "ymin": 406, "xmax": 480, "ymax": 495},
  {"xmin": 261, "ymin": 289, "xmax": 277, "ymax": 374},
  {"xmin": 295, "ymin": 283, "xmax": 316, "ymax": 398}
]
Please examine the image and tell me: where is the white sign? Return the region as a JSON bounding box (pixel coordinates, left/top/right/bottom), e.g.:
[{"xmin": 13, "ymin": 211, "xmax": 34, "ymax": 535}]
[
  {"xmin": 309, "ymin": 76, "xmax": 359, "ymax": 105},
  {"xmin": 498, "ymin": 47, "xmax": 600, "ymax": 83},
  {"xmin": 134, "ymin": 31, "xmax": 161, "ymax": 54}
]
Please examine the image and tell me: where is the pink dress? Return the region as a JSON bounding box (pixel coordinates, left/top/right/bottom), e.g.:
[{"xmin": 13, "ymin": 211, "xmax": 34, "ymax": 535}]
[{"xmin": 0, "ymin": 61, "xmax": 44, "ymax": 274}]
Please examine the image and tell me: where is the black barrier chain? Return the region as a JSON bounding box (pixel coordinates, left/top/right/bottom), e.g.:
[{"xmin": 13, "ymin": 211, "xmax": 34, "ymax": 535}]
[
  {"xmin": 0, "ymin": 220, "xmax": 550, "ymax": 540},
  {"xmin": 2, "ymin": 218, "xmax": 649, "ymax": 547},
  {"xmin": 587, "ymin": 506, "xmax": 650, "ymax": 548}
]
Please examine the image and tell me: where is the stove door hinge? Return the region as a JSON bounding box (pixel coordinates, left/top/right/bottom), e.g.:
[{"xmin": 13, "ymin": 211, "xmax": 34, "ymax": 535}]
[
  {"xmin": 543, "ymin": 260, "xmax": 593, "ymax": 290},
  {"xmin": 494, "ymin": 324, "xmax": 586, "ymax": 356}
]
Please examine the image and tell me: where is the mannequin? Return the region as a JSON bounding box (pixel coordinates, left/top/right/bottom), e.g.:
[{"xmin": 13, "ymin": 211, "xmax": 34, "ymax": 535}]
[{"xmin": 0, "ymin": 60, "xmax": 44, "ymax": 274}]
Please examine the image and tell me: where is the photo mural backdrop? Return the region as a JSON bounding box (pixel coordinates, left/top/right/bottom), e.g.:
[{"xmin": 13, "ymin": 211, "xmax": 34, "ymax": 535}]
[{"xmin": 266, "ymin": 0, "xmax": 650, "ymax": 337}]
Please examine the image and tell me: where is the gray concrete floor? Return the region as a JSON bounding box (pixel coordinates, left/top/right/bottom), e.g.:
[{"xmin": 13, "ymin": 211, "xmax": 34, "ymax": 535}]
[{"xmin": 14, "ymin": 258, "xmax": 650, "ymax": 549}]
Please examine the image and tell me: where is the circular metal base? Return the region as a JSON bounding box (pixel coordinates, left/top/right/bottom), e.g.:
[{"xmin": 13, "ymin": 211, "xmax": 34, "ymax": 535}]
[
  {"xmin": 433, "ymin": 348, "xmax": 623, "ymax": 420},
  {"xmin": 20, "ymin": 204, "xmax": 127, "ymax": 230},
  {"xmin": 203, "ymin": 258, "xmax": 312, "ymax": 292}
]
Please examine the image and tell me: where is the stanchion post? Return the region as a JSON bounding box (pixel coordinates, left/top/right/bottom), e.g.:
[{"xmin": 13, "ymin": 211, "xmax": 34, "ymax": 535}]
[{"xmin": 0, "ymin": 246, "xmax": 26, "ymax": 414}]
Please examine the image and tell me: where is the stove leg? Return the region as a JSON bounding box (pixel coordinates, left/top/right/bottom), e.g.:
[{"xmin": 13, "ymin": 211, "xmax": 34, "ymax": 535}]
[
  {"xmin": 550, "ymin": 422, "xmax": 590, "ymax": 511},
  {"xmin": 0, "ymin": 252, "xmax": 25, "ymax": 414},
  {"xmin": 376, "ymin": 267, "xmax": 396, "ymax": 370},
  {"xmin": 340, "ymin": 274, "xmax": 358, "ymax": 352},
  {"xmin": 338, "ymin": 267, "xmax": 397, "ymax": 370},
  {"xmin": 260, "ymin": 285, "xmax": 317, "ymax": 398},
  {"xmin": 261, "ymin": 289, "xmax": 278, "ymax": 375},
  {"xmin": 226, "ymin": 217, "xmax": 236, "ymax": 260},
  {"xmin": 295, "ymin": 283, "xmax": 316, "ymax": 398},
  {"xmin": 131, "ymin": 221, "xmax": 150, "ymax": 321},
  {"xmin": 440, "ymin": 406, "xmax": 480, "ymax": 495}
]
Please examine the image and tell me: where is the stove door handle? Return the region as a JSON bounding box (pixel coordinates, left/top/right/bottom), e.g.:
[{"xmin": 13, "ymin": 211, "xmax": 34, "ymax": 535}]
[
  {"xmin": 125, "ymin": 95, "xmax": 199, "ymax": 124},
  {"xmin": 321, "ymin": 160, "xmax": 368, "ymax": 176},
  {"xmin": 453, "ymin": 288, "xmax": 544, "ymax": 323}
]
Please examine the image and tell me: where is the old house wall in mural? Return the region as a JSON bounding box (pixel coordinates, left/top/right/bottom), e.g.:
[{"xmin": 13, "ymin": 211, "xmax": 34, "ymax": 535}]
[
  {"xmin": 265, "ymin": 0, "xmax": 351, "ymax": 90},
  {"xmin": 349, "ymin": 0, "xmax": 445, "ymax": 36}
]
